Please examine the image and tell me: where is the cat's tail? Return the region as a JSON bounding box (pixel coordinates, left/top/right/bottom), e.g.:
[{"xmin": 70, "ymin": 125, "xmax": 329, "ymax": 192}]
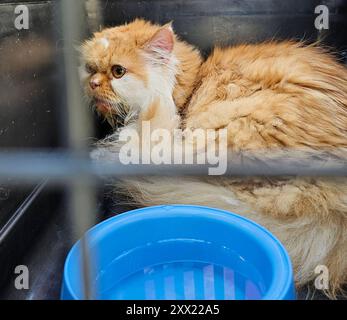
[{"xmin": 113, "ymin": 176, "xmax": 249, "ymax": 212}]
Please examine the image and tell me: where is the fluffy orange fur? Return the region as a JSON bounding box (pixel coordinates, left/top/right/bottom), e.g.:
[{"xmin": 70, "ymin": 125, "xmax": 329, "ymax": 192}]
[
  {"xmin": 80, "ymin": 19, "xmax": 201, "ymax": 118},
  {"xmin": 81, "ymin": 19, "xmax": 347, "ymax": 298}
]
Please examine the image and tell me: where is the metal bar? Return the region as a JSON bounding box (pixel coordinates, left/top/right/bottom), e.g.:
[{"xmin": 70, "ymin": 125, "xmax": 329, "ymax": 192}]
[
  {"xmin": 0, "ymin": 151, "xmax": 346, "ymax": 184},
  {"xmin": 59, "ymin": 0, "xmax": 96, "ymax": 300}
]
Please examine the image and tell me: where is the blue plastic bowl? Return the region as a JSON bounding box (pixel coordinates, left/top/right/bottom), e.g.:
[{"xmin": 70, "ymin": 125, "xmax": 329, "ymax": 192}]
[{"xmin": 61, "ymin": 205, "xmax": 295, "ymax": 300}]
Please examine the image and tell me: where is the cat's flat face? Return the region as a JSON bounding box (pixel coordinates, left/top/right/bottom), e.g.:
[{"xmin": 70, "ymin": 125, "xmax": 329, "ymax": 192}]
[{"xmin": 80, "ymin": 19, "xmax": 176, "ymax": 124}]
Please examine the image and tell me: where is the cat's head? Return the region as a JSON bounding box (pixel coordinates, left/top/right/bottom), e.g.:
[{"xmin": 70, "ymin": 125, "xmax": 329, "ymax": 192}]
[{"xmin": 80, "ymin": 19, "xmax": 201, "ymax": 126}]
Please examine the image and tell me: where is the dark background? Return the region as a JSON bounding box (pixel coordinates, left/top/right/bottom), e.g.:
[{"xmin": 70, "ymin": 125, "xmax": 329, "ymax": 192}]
[{"xmin": 0, "ymin": 0, "xmax": 346, "ymax": 299}]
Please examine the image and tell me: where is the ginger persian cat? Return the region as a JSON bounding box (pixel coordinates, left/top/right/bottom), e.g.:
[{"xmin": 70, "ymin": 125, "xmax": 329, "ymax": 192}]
[{"xmin": 80, "ymin": 19, "xmax": 347, "ymax": 298}]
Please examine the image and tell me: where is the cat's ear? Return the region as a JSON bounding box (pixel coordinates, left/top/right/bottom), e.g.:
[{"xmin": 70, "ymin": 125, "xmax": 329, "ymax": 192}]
[{"xmin": 145, "ymin": 23, "xmax": 174, "ymax": 56}]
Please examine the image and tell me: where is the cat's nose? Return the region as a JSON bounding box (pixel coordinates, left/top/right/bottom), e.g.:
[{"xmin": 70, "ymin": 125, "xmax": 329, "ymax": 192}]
[{"xmin": 89, "ymin": 78, "xmax": 101, "ymax": 90}]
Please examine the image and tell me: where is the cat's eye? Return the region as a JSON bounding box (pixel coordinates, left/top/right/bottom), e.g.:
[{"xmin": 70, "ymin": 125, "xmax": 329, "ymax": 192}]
[
  {"xmin": 85, "ymin": 63, "xmax": 96, "ymax": 74},
  {"xmin": 111, "ymin": 65, "xmax": 126, "ymax": 79}
]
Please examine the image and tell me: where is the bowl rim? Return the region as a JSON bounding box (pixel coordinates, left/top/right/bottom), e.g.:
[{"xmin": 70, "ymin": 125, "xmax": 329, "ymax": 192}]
[{"xmin": 62, "ymin": 205, "xmax": 294, "ymax": 300}]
